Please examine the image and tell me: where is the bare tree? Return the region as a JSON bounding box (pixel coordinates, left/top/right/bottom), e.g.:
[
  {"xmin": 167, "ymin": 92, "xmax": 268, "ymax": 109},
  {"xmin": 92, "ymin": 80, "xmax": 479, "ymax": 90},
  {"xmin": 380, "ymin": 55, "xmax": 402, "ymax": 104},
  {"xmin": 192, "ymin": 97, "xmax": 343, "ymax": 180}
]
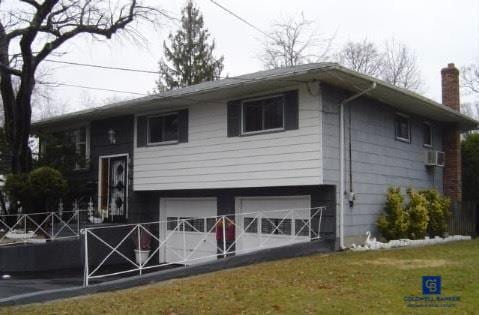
[
  {"xmin": 0, "ymin": 67, "xmax": 58, "ymax": 124},
  {"xmin": 0, "ymin": 0, "xmax": 164, "ymax": 174},
  {"xmin": 259, "ymin": 14, "xmax": 333, "ymax": 69},
  {"xmin": 380, "ymin": 39, "xmax": 423, "ymax": 91},
  {"xmin": 461, "ymin": 64, "xmax": 479, "ymax": 119},
  {"xmin": 462, "ymin": 64, "xmax": 479, "ymax": 94},
  {"xmin": 337, "ymin": 39, "xmax": 383, "ymax": 77}
]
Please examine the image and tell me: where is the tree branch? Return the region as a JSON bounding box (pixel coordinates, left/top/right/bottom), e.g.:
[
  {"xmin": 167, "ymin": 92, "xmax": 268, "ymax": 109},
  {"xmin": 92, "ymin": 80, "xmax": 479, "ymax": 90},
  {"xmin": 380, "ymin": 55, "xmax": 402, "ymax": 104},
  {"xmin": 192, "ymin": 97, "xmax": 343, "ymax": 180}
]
[{"xmin": 19, "ymin": 0, "xmax": 41, "ymax": 10}]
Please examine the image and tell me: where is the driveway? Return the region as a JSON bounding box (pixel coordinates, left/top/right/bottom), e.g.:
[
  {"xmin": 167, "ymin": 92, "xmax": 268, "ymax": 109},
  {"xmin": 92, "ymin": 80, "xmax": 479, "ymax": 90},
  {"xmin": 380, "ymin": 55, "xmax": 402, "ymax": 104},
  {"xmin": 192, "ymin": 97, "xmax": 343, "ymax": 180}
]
[{"xmin": 0, "ymin": 270, "xmax": 83, "ymax": 299}]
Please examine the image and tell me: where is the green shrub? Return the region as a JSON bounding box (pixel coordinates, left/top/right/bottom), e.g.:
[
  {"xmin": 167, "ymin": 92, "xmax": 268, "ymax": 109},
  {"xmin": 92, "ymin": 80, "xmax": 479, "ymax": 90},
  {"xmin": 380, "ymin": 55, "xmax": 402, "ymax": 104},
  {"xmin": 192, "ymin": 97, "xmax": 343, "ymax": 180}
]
[
  {"xmin": 462, "ymin": 133, "xmax": 479, "ymax": 201},
  {"xmin": 419, "ymin": 189, "xmax": 451, "ymax": 237},
  {"xmin": 4, "ymin": 173, "xmax": 31, "ymax": 210},
  {"xmin": 29, "ymin": 167, "xmax": 67, "ymax": 212},
  {"xmin": 405, "ymin": 188, "xmax": 429, "ymax": 239},
  {"xmin": 377, "ymin": 186, "xmax": 451, "ymax": 241},
  {"xmin": 4, "ymin": 167, "xmax": 67, "ymax": 213},
  {"xmin": 377, "ymin": 187, "xmax": 408, "ymax": 240}
]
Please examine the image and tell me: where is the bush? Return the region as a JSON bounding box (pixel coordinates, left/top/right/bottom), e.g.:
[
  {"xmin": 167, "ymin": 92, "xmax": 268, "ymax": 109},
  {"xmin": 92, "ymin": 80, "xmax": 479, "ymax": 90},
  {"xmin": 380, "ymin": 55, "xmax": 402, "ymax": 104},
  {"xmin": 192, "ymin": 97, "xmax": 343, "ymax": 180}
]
[
  {"xmin": 4, "ymin": 167, "xmax": 67, "ymax": 213},
  {"xmin": 377, "ymin": 187, "xmax": 408, "ymax": 240},
  {"xmin": 462, "ymin": 133, "xmax": 479, "ymax": 201},
  {"xmin": 4, "ymin": 173, "xmax": 30, "ymax": 210},
  {"xmin": 377, "ymin": 187, "xmax": 451, "ymax": 241},
  {"xmin": 405, "ymin": 188, "xmax": 429, "ymax": 239},
  {"xmin": 29, "ymin": 167, "xmax": 68, "ymax": 212},
  {"xmin": 419, "ymin": 189, "xmax": 450, "ymax": 237}
]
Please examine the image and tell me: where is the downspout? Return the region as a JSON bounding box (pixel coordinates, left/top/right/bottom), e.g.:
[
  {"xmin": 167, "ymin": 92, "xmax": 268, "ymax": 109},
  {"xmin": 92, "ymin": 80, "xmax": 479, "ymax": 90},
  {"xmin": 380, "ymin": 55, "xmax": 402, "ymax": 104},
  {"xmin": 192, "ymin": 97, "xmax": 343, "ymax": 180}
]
[{"xmin": 339, "ymin": 82, "xmax": 376, "ymax": 249}]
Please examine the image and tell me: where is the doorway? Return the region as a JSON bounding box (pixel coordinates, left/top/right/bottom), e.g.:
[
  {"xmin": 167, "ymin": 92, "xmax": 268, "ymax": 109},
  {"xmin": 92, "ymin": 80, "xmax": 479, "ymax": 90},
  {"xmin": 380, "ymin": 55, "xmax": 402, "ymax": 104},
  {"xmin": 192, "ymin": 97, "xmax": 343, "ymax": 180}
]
[{"xmin": 98, "ymin": 154, "xmax": 128, "ymax": 222}]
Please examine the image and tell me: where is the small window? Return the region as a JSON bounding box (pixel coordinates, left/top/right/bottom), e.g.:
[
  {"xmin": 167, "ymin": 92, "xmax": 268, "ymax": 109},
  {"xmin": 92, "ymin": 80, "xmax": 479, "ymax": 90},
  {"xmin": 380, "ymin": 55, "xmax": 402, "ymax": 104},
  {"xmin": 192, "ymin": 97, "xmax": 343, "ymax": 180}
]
[
  {"xmin": 167, "ymin": 217, "xmax": 179, "ymax": 231},
  {"xmin": 423, "ymin": 123, "xmax": 432, "ymax": 147},
  {"xmin": 206, "ymin": 218, "xmax": 217, "ymax": 233},
  {"xmin": 242, "ymin": 95, "xmax": 284, "ymax": 134},
  {"xmin": 244, "ymin": 217, "xmax": 258, "ymax": 233},
  {"xmin": 295, "ymin": 219, "xmax": 310, "ymax": 236},
  {"xmin": 71, "ymin": 126, "xmax": 89, "ymax": 170},
  {"xmin": 182, "ymin": 217, "xmax": 205, "ymax": 232},
  {"xmin": 261, "ymin": 218, "xmax": 291, "ymax": 235},
  {"xmin": 147, "ymin": 113, "xmax": 179, "ymax": 144},
  {"xmin": 395, "ymin": 114, "xmax": 410, "ymax": 143}
]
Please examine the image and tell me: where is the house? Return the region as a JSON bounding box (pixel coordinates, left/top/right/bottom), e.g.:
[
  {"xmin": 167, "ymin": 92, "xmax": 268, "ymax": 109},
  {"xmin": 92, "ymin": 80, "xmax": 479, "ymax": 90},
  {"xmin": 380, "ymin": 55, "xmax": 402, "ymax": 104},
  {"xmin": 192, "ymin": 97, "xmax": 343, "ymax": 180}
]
[{"xmin": 32, "ymin": 62, "xmax": 477, "ymax": 252}]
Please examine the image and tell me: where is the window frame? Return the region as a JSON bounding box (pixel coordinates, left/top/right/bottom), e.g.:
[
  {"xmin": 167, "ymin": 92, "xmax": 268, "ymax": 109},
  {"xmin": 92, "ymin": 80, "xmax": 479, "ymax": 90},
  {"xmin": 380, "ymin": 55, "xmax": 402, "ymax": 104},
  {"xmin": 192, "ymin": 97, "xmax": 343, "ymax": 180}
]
[
  {"xmin": 423, "ymin": 122, "xmax": 433, "ymax": 148},
  {"xmin": 146, "ymin": 111, "xmax": 180, "ymax": 146},
  {"xmin": 240, "ymin": 94, "xmax": 285, "ymax": 136},
  {"xmin": 394, "ymin": 113, "xmax": 411, "ymax": 143},
  {"xmin": 72, "ymin": 125, "xmax": 90, "ymax": 171}
]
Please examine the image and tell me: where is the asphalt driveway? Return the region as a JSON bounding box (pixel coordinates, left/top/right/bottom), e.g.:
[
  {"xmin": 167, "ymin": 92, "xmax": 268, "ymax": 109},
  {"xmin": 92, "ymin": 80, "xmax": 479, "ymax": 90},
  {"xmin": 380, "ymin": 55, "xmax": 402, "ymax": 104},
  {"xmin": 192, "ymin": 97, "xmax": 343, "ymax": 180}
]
[{"xmin": 0, "ymin": 270, "xmax": 83, "ymax": 299}]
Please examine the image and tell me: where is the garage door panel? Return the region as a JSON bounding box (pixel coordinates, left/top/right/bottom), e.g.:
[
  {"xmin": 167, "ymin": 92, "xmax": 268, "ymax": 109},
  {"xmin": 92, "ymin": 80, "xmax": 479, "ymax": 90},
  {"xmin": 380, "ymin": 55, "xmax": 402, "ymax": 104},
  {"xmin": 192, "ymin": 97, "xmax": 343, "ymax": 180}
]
[
  {"xmin": 160, "ymin": 198, "xmax": 217, "ymax": 265},
  {"xmin": 236, "ymin": 196, "xmax": 311, "ymax": 254}
]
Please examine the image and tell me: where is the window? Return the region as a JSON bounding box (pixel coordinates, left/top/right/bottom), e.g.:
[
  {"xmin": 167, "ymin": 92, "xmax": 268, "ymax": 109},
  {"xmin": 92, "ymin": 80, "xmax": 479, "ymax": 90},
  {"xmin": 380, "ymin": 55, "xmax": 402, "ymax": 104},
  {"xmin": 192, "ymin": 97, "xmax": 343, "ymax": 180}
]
[
  {"xmin": 206, "ymin": 218, "xmax": 217, "ymax": 233},
  {"xmin": 182, "ymin": 217, "xmax": 205, "ymax": 232},
  {"xmin": 167, "ymin": 217, "xmax": 179, "ymax": 231},
  {"xmin": 71, "ymin": 126, "xmax": 89, "ymax": 170},
  {"xmin": 261, "ymin": 218, "xmax": 291, "ymax": 235},
  {"xmin": 395, "ymin": 114, "xmax": 410, "ymax": 143},
  {"xmin": 242, "ymin": 95, "xmax": 284, "ymax": 134},
  {"xmin": 167, "ymin": 217, "xmax": 206, "ymax": 232},
  {"xmin": 147, "ymin": 113, "xmax": 179, "ymax": 144},
  {"xmin": 423, "ymin": 123, "xmax": 432, "ymax": 147},
  {"xmin": 295, "ymin": 219, "xmax": 310, "ymax": 236},
  {"xmin": 244, "ymin": 217, "xmax": 258, "ymax": 233}
]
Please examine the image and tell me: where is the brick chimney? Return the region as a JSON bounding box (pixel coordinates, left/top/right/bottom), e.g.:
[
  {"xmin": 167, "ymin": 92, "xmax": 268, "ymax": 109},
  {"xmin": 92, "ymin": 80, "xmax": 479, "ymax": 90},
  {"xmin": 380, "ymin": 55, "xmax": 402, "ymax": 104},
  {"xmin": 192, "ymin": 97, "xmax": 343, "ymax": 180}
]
[{"xmin": 441, "ymin": 63, "xmax": 462, "ymax": 202}]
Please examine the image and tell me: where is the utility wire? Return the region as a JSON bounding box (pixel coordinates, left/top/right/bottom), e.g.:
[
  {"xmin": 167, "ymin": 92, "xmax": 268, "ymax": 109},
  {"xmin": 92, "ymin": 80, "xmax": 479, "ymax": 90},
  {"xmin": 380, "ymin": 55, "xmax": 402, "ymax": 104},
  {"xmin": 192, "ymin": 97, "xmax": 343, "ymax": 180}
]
[
  {"xmin": 44, "ymin": 58, "xmax": 303, "ymax": 83},
  {"xmin": 208, "ymin": 0, "xmax": 273, "ymax": 40},
  {"xmin": 39, "ymin": 81, "xmax": 147, "ymax": 96},
  {"xmin": 45, "ymin": 59, "xmax": 159, "ymax": 75}
]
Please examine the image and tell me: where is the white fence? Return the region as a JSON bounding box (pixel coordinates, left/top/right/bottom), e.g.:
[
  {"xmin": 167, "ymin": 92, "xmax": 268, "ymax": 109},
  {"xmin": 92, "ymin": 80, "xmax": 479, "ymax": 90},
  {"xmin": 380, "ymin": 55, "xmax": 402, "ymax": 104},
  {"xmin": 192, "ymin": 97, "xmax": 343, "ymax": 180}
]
[
  {"xmin": 82, "ymin": 207, "xmax": 324, "ymax": 286},
  {"xmin": 0, "ymin": 210, "xmax": 88, "ymax": 246}
]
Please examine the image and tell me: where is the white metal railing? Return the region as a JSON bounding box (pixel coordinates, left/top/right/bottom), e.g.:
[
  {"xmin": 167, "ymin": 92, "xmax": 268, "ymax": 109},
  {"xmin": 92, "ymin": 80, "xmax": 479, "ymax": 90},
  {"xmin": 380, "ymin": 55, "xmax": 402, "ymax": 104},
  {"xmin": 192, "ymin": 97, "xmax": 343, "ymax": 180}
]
[
  {"xmin": 82, "ymin": 207, "xmax": 324, "ymax": 286},
  {"xmin": 0, "ymin": 210, "xmax": 89, "ymax": 246}
]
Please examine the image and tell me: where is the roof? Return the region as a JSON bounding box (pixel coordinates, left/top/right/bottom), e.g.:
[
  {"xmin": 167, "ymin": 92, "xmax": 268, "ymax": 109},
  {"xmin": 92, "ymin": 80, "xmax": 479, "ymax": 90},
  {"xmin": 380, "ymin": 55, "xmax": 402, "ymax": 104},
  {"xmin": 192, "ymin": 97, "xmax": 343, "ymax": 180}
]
[{"xmin": 32, "ymin": 62, "xmax": 478, "ymax": 131}]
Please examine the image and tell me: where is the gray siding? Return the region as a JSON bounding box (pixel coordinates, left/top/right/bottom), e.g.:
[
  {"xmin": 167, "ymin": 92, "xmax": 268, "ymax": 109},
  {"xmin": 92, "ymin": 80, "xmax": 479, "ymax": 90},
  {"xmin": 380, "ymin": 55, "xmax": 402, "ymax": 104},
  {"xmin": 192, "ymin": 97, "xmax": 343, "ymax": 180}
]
[
  {"xmin": 321, "ymin": 84, "xmax": 444, "ymax": 243},
  {"xmin": 68, "ymin": 115, "xmax": 147, "ymax": 222},
  {"xmin": 133, "ymin": 85, "xmax": 323, "ymax": 191}
]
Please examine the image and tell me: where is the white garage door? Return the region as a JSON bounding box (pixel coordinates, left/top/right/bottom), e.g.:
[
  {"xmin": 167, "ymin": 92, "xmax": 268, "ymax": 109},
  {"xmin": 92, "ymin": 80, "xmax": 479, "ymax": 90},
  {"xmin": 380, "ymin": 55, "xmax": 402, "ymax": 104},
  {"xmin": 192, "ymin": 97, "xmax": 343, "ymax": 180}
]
[
  {"xmin": 159, "ymin": 198, "xmax": 218, "ymax": 265},
  {"xmin": 235, "ymin": 196, "xmax": 311, "ymax": 254}
]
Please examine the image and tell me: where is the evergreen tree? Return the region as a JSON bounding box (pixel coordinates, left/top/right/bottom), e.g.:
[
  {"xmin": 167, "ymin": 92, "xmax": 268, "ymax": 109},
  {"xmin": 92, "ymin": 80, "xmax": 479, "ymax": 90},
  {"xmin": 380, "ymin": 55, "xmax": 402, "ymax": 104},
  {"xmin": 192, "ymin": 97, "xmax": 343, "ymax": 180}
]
[{"xmin": 157, "ymin": 1, "xmax": 224, "ymax": 91}]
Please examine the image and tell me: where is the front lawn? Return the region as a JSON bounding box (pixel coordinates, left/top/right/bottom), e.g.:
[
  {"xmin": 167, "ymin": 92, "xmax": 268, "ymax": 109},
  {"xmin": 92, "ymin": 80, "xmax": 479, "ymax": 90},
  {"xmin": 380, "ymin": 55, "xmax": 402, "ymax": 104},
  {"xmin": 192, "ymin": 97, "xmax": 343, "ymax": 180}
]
[{"xmin": 2, "ymin": 240, "xmax": 478, "ymax": 314}]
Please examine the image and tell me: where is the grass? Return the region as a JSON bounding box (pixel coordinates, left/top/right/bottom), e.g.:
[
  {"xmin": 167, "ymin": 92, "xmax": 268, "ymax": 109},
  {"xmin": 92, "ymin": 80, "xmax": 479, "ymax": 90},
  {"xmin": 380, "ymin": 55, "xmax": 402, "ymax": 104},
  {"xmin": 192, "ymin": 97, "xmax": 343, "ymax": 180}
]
[{"xmin": 2, "ymin": 240, "xmax": 479, "ymax": 314}]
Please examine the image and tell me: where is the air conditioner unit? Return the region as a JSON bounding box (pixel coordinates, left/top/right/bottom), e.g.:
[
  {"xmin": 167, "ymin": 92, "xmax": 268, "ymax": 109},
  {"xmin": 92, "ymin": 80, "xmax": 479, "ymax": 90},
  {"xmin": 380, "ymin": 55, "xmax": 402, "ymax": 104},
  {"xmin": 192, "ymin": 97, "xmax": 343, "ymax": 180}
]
[{"xmin": 425, "ymin": 150, "xmax": 445, "ymax": 167}]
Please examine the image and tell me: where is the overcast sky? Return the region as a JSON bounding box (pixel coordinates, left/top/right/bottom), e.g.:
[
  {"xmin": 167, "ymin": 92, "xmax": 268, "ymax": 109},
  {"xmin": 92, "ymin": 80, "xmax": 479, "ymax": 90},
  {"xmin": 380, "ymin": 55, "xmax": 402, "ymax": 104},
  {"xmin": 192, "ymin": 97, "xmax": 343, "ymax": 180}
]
[{"xmin": 36, "ymin": 0, "xmax": 479, "ymax": 116}]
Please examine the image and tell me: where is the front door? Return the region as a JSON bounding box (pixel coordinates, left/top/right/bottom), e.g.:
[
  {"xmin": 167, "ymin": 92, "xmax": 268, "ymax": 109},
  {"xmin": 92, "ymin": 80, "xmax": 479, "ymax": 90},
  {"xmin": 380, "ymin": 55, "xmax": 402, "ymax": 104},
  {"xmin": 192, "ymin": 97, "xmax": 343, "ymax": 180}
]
[{"xmin": 99, "ymin": 155, "xmax": 128, "ymax": 222}]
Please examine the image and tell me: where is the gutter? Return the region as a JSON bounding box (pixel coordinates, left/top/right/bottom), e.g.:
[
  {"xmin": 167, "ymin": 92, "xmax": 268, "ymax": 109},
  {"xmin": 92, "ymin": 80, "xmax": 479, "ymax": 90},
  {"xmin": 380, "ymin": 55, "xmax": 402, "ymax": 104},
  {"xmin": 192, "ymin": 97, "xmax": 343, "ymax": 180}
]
[{"xmin": 338, "ymin": 82, "xmax": 376, "ymax": 250}]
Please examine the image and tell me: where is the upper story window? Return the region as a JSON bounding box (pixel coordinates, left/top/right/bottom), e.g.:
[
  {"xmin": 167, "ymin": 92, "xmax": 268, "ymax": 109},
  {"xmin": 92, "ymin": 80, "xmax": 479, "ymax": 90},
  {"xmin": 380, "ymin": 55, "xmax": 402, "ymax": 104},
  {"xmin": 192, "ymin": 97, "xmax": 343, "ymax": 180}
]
[
  {"xmin": 71, "ymin": 126, "xmax": 90, "ymax": 170},
  {"xmin": 423, "ymin": 122, "xmax": 432, "ymax": 147},
  {"xmin": 136, "ymin": 109, "xmax": 188, "ymax": 148},
  {"xmin": 227, "ymin": 90, "xmax": 298, "ymax": 138},
  {"xmin": 242, "ymin": 95, "xmax": 284, "ymax": 134},
  {"xmin": 394, "ymin": 114, "xmax": 410, "ymax": 143},
  {"xmin": 147, "ymin": 112, "xmax": 179, "ymax": 145}
]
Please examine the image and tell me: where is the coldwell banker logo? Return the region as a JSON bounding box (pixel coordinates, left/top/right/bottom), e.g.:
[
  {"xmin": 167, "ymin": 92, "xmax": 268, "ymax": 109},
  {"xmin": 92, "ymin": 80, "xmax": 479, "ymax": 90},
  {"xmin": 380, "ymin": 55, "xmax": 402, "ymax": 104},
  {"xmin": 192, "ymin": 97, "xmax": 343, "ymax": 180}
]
[
  {"xmin": 404, "ymin": 275, "xmax": 460, "ymax": 308},
  {"xmin": 422, "ymin": 276, "xmax": 441, "ymax": 295}
]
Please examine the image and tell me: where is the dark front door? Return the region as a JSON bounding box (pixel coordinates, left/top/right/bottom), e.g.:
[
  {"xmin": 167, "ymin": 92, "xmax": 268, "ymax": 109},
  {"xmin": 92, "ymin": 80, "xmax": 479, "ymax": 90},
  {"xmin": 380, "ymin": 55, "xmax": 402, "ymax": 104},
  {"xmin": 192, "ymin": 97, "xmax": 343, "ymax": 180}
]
[{"xmin": 100, "ymin": 155, "xmax": 128, "ymax": 222}]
